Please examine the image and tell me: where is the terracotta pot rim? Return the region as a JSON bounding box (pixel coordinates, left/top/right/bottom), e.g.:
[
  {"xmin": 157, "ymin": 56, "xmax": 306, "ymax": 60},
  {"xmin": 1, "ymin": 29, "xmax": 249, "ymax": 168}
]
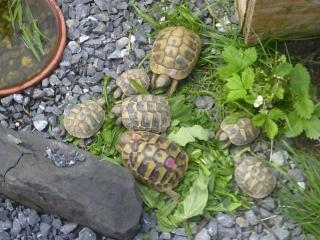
[{"xmin": 0, "ymin": 0, "xmax": 66, "ymax": 96}]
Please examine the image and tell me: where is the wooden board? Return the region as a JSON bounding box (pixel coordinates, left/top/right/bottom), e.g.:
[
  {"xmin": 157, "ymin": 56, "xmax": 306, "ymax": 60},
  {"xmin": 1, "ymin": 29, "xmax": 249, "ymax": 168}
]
[{"xmin": 237, "ymin": 0, "xmax": 320, "ymax": 44}]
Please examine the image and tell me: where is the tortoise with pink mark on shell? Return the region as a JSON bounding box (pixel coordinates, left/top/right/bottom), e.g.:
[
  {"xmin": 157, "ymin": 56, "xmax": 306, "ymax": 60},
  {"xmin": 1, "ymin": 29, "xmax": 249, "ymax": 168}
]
[
  {"xmin": 150, "ymin": 26, "xmax": 201, "ymax": 95},
  {"xmin": 116, "ymin": 131, "xmax": 188, "ymax": 199}
]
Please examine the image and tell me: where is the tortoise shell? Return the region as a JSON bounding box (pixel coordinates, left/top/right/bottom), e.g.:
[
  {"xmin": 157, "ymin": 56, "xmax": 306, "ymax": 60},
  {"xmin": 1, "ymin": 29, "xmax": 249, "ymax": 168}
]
[
  {"xmin": 235, "ymin": 156, "xmax": 277, "ymax": 198},
  {"xmin": 116, "ymin": 69, "xmax": 150, "ymax": 97},
  {"xmin": 150, "ymin": 26, "xmax": 201, "ymax": 80},
  {"xmin": 112, "ymin": 95, "xmax": 171, "ymax": 133},
  {"xmin": 116, "ymin": 131, "xmax": 188, "ymax": 194},
  {"xmin": 220, "ymin": 117, "xmax": 260, "ymax": 145},
  {"xmin": 64, "ymin": 99, "xmax": 105, "ymax": 138}
]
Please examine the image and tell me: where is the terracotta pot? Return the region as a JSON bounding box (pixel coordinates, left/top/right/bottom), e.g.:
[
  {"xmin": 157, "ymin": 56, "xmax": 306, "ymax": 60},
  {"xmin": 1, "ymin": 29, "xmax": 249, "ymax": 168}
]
[{"xmin": 0, "ymin": 0, "xmax": 66, "ymax": 96}]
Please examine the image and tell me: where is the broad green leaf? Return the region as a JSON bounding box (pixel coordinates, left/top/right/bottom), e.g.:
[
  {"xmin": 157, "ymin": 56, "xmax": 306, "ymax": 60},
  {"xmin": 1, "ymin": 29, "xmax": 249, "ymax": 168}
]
[
  {"xmin": 252, "ymin": 114, "xmax": 267, "ymax": 127},
  {"xmin": 168, "ymin": 125, "xmax": 211, "ymax": 146},
  {"xmin": 222, "ymin": 46, "xmax": 243, "ymax": 67},
  {"xmin": 285, "ymin": 112, "xmax": 304, "ymax": 138},
  {"xmin": 241, "ymin": 67, "xmax": 255, "ymax": 89},
  {"xmin": 226, "ymin": 89, "xmax": 247, "ymax": 102},
  {"xmin": 226, "ymin": 74, "xmax": 243, "ymax": 90},
  {"xmin": 244, "ymin": 94, "xmax": 256, "ymax": 104},
  {"xmin": 171, "ymin": 173, "xmax": 209, "ymax": 224},
  {"xmin": 272, "ymin": 63, "xmax": 292, "ymax": 77},
  {"xmin": 314, "ymin": 104, "xmax": 320, "ymax": 118},
  {"xmin": 290, "ymin": 64, "xmax": 310, "ymax": 96},
  {"xmin": 303, "ymin": 116, "xmax": 320, "ymax": 140},
  {"xmin": 293, "ymin": 96, "xmax": 315, "ymax": 119},
  {"xmin": 217, "ymin": 64, "xmax": 240, "ymax": 78},
  {"xmin": 242, "ymin": 48, "xmax": 257, "ymax": 69},
  {"xmin": 264, "ymin": 118, "xmax": 278, "ymax": 139},
  {"xmin": 137, "ymin": 184, "xmax": 162, "ymax": 208},
  {"xmin": 268, "ymin": 108, "xmax": 286, "ymax": 120}
]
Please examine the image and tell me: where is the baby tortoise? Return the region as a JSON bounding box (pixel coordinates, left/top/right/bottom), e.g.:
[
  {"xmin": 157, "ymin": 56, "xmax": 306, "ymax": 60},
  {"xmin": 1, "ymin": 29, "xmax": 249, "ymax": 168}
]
[
  {"xmin": 64, "ymin": 98, "xmax": 105, "ymax": 139},
  {"xmin": 217, "ymin": 117, "xmax": 260, "ymax": 149},
  {"xmin": 113, "ymin": 69, "xmax": 150, "ymax": 99},
  {"xmin": 116, "ymin": 131, "xmax": 188, "ymax": 199},
  {"xmin": 111, "ymin": 95, "xmax": 171, "ymax": 133},
  {"xmin": 234, "ymin": 155, "xmax": 277, "ymax": 198},
  {"xmin": 150, "ymin": 26, "xmax": 201, "ymax": 95}
]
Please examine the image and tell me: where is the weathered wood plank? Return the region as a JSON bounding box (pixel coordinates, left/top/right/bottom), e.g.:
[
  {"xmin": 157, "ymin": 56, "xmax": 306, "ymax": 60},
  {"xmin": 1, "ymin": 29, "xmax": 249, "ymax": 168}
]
[
  {"xmin": 237, "ymin": 0, "xmax": 320, "ymax": 44},
  {"xmin": 235, "ymin": 0, "xmax": 248, "ymax": 29}
]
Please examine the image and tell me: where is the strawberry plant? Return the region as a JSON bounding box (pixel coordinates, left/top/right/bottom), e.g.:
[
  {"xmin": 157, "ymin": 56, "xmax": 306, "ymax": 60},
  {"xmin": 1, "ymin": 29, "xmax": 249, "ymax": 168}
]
[{"xmin": 218, "ymin": 46, "xmax": 320, "ymax": 140}]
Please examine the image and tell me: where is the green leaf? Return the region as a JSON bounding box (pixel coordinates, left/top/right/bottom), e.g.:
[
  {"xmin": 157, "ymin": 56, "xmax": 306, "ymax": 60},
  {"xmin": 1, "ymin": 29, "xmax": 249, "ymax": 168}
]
[
  {"xmin": 241, "ymin": 67, "xmax": 255, "ymax": 89},
  {"xmin": 268, "ymin": 108, "xmax": 286, "ymax": 120},
  {"xmin": 242, "ymin": 48, "xmax": 257, "ymax": 69},
  {"xmin": 226, "ymin": 74, "xmax": 243, "ymax": 90},
  {"xmin": 217, "ymin": 64, "xmax": 240, "ymax": 78},
  {"xmin": 274, "ymin": 86, "xmax": 285, "ymax": 100},
  {"xmin": 303, "ymin": 116, "xmax": 320, "ymax": 140},
  {"xmin": 272, "ymin": 63, "xmax": 292, "ymax": 77},
  {"xmin": 130, "ymin": 79, "xmax": 149, "ymax": 94},
  {"xmin": 293, "ymin": 96, "xmax": 315, "ymax": 119},
  {"xmin": 252, "ymin": 114, "xmax": 267, "ymax": 127},
  {"xmin": 171, "ymin": 173, "xmax": 209, "ymax": 224},
  {"xmin": 226, "ymin": 89, "xmax": 247, "ymax": 102},
  {"xmin": 285, "ymin": 112, "xmax": 304, "ymax": 138},
  {"xmin": 290, "ymin": 64, "xmax": 310, "ymax": 96},
  {"xmin": 264, "ymin": 118, "xmax": 278, "ymax": 139},
  {"xmin": 168, "ymin": 125, "xmax": 211, "ymax": 146},
  {"xmin": 137, "ymin": 184, "xmax": 162, "ymax": 208}
]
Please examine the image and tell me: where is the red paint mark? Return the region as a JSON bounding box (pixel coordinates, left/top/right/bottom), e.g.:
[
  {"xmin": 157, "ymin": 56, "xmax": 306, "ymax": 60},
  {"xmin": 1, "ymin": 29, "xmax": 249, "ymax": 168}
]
[
  {"xmin": 131, "ymin": 133, "xmax": 141, "ymax": 141},
  {"xmin": 165, "ymin": 158, "xmax": 177, "ymax": 169}
]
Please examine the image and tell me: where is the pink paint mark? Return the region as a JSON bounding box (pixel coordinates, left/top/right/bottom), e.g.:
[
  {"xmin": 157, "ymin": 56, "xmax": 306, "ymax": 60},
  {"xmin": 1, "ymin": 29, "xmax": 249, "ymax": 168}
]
[
  {"xmin": 168, "ymin": 69, "xmax": 178, "ymax": 78},
  {"xmin": 165, "ymin": 157, "xmax": 177, "ymax": 169},
  {"xmin": 131, "ymin": 133, "xmax": 142, "ymax": 141}
]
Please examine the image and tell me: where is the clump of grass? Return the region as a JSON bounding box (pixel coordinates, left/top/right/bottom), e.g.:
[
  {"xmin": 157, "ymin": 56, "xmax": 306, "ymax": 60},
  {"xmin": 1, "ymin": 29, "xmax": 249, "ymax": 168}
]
[{"xmin": 279, "ymin": 141, "xmax": 320, "ymax": 237}]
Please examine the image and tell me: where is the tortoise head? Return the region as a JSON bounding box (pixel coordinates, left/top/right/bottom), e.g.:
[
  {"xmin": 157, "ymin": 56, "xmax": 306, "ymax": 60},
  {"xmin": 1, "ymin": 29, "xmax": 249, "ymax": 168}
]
[
  {"xmin": 111, "ymin": 104, "xmax": 122, "ymax": 117},
  {"xmin": 116, "ymin": 131, "xmax": 142, "ymax": 153},
  {"xmin": 155, "ymin": 74, "xmax": 171, "ymax": 88}
]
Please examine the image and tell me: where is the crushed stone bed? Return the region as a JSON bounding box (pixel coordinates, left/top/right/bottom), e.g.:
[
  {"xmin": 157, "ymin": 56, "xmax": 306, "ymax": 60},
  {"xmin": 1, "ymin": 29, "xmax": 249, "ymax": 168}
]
[{"xmin": 0, "ymin": 0, "xmax": 314, "ymax": 239}]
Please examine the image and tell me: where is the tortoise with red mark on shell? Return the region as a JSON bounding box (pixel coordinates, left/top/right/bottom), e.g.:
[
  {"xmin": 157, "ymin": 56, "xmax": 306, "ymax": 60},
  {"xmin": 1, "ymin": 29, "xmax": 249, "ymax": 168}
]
[{"xmin": 116, "ymin": 131, "xmax": 188, "ymax": 199}]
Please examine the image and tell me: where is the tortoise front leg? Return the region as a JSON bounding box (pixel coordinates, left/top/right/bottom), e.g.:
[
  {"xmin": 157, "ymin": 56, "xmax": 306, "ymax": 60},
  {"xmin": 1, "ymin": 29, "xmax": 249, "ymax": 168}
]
[
  {"xmin": 166, "ymin": 79, "xmax": 179, "ymax": 96},
  {"xmin": 165, "ymin": 188, "xmax": 180, "ymax": 200},
  {"xmin": 221, "ymin": 140, "xmax": 232, "ymax": 149}
]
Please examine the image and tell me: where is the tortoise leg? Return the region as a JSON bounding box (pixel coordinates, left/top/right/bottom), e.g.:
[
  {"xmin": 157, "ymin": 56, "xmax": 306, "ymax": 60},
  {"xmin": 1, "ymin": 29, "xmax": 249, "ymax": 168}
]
[
  {"xmin": 113, "ymin": 87, "xmax": 123, "ymax": 99},
  {"xmin": 151, "ymin": 73, "xmax": 157, "ymax": 89},
  {"xmin": 79, "ymin": 139, "xmax": 86, "ymax": 149},
  {"xmin": 165, "ymin": 189, "xmax": 180, "ymax": 200},
  {"xmin": 166, "ymin": 80, "xmax": 179, "ymax": 96},
  {"xmin": 221, "ymin": 140, "xmax": 232, "ymax": 149},
  {"xmin": 111, "ymin": 105, "xmax": 122, "ymax": 116},
  {"xmin": 115, "ymin": 117, "xmax": 122, "ymax": 125}
]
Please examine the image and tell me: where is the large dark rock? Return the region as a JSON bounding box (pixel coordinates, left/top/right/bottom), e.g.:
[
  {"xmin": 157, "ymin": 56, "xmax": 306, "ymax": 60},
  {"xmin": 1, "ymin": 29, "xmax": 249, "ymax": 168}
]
[{"xmin": 0, "ymin": 126, "xmax": 142, "ymax": 240}]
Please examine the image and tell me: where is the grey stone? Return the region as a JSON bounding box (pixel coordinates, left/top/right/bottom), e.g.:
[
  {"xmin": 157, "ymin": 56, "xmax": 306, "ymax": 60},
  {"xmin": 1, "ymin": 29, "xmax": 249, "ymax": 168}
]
[
  {"xmin": 195, "ymin": 96, "xmax": 215, "ymax": 110},
  {"xmin": 0, "ymin": 126, "xmax": 142, "ymax": 240},
  {"xmin": 0, "ymin": 220, "xmax": 12, "ymax": 231},
  {"xmin": 216, "ymin": 213, "xmax": 235, "ymax": 227},
  {"xmin": 79, "ymin": 35, "xmax": 90, "ymax": 43},
  {"xmin": 79, "ymin": 227, "xmax": 97, "ymax": 240},
  {"xmin": 33, "ymin": 115, "xmax": 48, "ymax": 132},
  {"xmin": 60, "ymin": 222, "xmax": 78, "ymax": 234},
  {"xmin": 195, "ymin": 228, "xmax": 210, "ymax": 240},
  {"xmin": 272, "ymin": 226, "xmax": 290, "ymax": 240},
  {"xmin": 94, "ymin": 0, "xmax": 109, "ymax": 11},
  {"xmin": 172, "ymin": 228, "xmax": 187, "ymax": 236},
  {"xmin": 0, "ymin": 232, "xmax": 10, "ymax": 240},
  {"xmin": 40, "ymin": 222, "xmax": 51, "ymax": 237},
  {"xmin": 11, "ymin": 217, "xmax": 21, "ymax": 236},
  {"xmin": 218, "ymin": 225, "xmax": 237, "ymax": 238},
  {"xmin": 13, "ymin": 94, "xmax": 24, "ymax": 104},
  {"xmin": 288, "ymin": 169, "xmax": 305, "ymax": 182},
  {"xmin": 116, "ymin": 37, "xmax": 129, "ymax": 49},
  {"xmin": 271, "ymin": 150, "xmax": 288, "ymax": 165},
  {"xmin": 159, "ymin": 232, "xmax": 171, "ymax": 240},
  {"xmin": 68, "ymin": 41, "xmax": 81, "ymax": 54},
  {"xmin": 261, "ymin": 197, "xmax": 276, "ymax": 211},
  {"xmin": 245, "ymin": 210, "xmax": 259, "ymax": 226},
  {"xmin": 207, "ymin": 219, "xmax": 218, "ymax": 237},
  {"xmin": 1, "ymin": 95, "xmax": 13, "ymax": 106},
  {"xmin": 235, "ymin": 217, "xmax": 249, "ymax": 228},
  {"xmin": 259, "ymin": 208, "xmax": 273, "ymax": 218},
  {"xmin": 261, "ymin": 233, "xmax": 276, "ymax": 240}
]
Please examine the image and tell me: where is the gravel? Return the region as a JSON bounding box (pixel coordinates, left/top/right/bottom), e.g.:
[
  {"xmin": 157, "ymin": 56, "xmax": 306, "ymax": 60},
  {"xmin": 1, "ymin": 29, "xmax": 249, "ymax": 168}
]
[{"xmin": 0, "ymin": 0, "xmax": 315, "ymax": 239}]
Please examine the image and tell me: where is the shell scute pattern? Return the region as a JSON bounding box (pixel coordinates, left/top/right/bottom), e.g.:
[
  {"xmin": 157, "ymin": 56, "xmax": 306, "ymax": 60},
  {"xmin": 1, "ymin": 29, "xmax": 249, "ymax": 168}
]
[
  {"xmin": 64, "ymin": 99, "xmax": 105, "ymax": 139},
  {"xmin": 118, "ymin": 131, "xmax": 188, "ymax": 193},
  {"xmin": 115, "ymin": 95, "xmax": 171, "ymax": 133},
  {"xmin": 114, "ymin": 69, "xmax": 150, "ymax": 98},
  {"xmin": 150, "ymin": 26, "xmax": 201, "ymax": 80},
  {"xmin": 235, "ymin": 156, "xmax": 277, "ymax": 199},
  {"xmin": 221, "ymin": 117, "xmax": 260, "ymax": 145}
]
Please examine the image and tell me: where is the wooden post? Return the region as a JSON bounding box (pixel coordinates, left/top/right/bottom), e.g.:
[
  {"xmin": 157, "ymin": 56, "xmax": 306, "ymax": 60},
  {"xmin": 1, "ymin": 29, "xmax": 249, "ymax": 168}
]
[{"xmin": 236, "ymin": 0, "xmax": 320, "ymax": 44}]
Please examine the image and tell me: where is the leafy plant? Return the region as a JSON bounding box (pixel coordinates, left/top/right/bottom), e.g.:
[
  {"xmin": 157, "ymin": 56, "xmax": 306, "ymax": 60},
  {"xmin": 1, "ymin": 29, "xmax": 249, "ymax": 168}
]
[
  {"xmin": 218, "ymin": 46, "xmax": 320, "ymax": 140},
  {"xmin": 279, "ymin": 142, "xmax": 320, "ymax": 237}
]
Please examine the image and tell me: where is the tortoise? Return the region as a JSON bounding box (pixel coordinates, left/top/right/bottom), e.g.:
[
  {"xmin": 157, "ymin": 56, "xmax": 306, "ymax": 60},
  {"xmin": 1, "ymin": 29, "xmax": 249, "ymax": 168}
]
[
  {"xmin": 150, "ymin": 26, "xmax": 201, "ymax": 95},
  {"xmin": 64, "ymin": 98, "xmax": 105, "ymax": 139},
  {"xmin": 217, "ymin": 117, "xmax": 260, "ymax": 149},
  {"xmin": 113, "ymin": 69, "xmax": 150, "ymax": 99},
  {"xmin": 111, "ymin": 94, "xmax": 171, "ymax": 133},
  {"xmin": 234, "ymin": 155, "xmax": 277, "ymax": 199},
  {"xmin": 116, "ymin": 130, "xmax": 188, "ymax": 199}
]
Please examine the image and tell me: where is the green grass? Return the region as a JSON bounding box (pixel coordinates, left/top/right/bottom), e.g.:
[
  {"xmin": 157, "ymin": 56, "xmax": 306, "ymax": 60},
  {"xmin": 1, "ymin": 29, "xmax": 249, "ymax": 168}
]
[{"xmin": 279, "ymin": 141, "xmax": 320, "ymax": 237}]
